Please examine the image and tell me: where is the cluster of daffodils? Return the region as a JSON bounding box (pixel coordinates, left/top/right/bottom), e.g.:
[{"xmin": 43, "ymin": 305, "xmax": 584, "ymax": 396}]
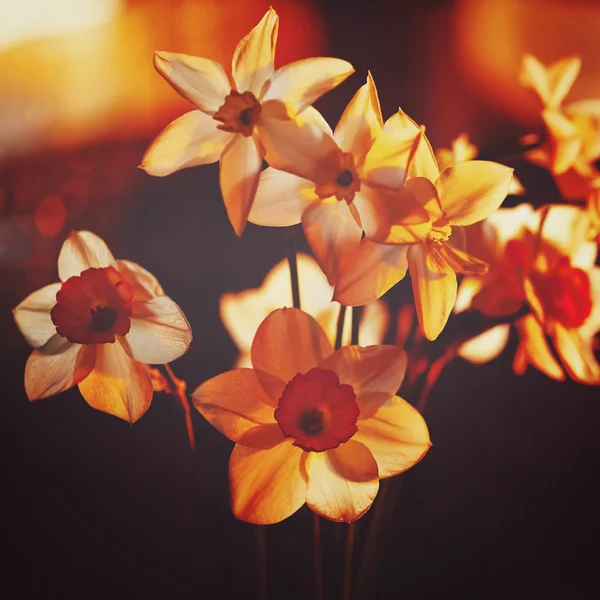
[{"xmin": 13, "ymin": 8, "xmax": 600, "ymax": 526}]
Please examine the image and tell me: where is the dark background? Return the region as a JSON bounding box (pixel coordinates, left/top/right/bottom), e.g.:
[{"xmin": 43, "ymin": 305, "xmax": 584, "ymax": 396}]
[{"xmin": 2, "ymin": 0, "xmax": 600, "ymax": 598}]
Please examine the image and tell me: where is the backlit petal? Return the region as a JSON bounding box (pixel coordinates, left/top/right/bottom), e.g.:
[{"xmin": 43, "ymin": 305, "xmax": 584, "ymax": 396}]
[
  {"xmin": 251, "ymin": 307, "xmax": 333, "ymax": 385},
  {"xmin": 435, "ymin": 161, "xmax": 513, "ymax": 226},
  {"xmin": 553, "ymin": 323, "xmax": 600, "ymax": 385},
  {"xmin": 140, "ymin": 111, "xmax": 233, "ymax": 176},
  {"xmin": 14, "ymin": 283, "xmax": 61, "ymax": 348},
  {"xmin": 458, "ymin": 325, "xmax": 510, "ymax": 364},
  {"xmin": 334, "ymin": 239, "xmax": 408, "ymax": 306},
  {"xmin": 230, "ymin": 438, "xmax": 307, "ymax": 524},
  {"xmin": 408, "ymin": 244, "xmax": 457, "ymax": 341},
  {"xmin": 58, "ymin": 230, "xmax": 117, "ymax": 281},
  {"xmin": 302, "ymin": 198, "xmax": 363, "ymax": 285},
  {"xmin": 249, "ymin": 167, "xmax": 315, "ymax": 227},
  {"xmin": 220, "ymin": 135, "xmax": 264, "ymax": 236},
  {"xmin": 25, "ymin": 336, "xmax": 96, "ymax": 401},
  {"xmin": 127, "ymin": 296, "xmax": 192, "ymax": 365},
  {"xmin": 116, "ymin": 260, "xmax": 164, "ymax": 302},
  {"xmin": 192, "ymin": 369, "xmax": 277, "ymax": 442},
  {"xmin": 232, "ymin": 8, "xmax": 278, "ymax": 96},
  {"xmin": 437, "ymin": 241, "xmax": 488, "ymax": 275},
  {"xmin": 543, "ymin": 109, "xmax": 582, "ymax": 174},
  {"xmin": 355, "ymin": 395, "xmax": 431, "ymax": 478},
  {"xmin": 306, "ymin": 442, "xmax": 378, "ymax": 522},
  {"xmin": 263, "ymin": 57, "xmax": 355, "ymax": 115},
  {"xmin": 355, "ymin": 301, "xmax": 390, "ymax": 347},
  {"xmin": 154, "ymin": 51, "xmax": 230, "ymax": 114},
  {"xmin": 78, "ymin": 340, "xmax": 153, "ymax": 423}
]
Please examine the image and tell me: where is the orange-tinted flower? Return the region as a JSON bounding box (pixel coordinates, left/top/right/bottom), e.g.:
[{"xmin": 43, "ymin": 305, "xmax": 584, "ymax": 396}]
[
  {"xmin": 13, "ymin": 231, "xmax": 192, "ymax": 422},
  {"xmin": 220, "ymin": 253, "xmax": 389, "ymax": 368},
  {"xmin": 520, "ymin": 54, "xmax": 600, "ymax": 199},
  {"xmin": 193, "ymin": 308, "xmax": 430, "ymax": 524},
  {"xmin": 140, "ymin": 8, "xmax": 354, "ymax": 236},
  {"xmin": 456, "ymin": 204, "xmax": 600, "ymax": 384},
  {"xmin": 249, "ymin": 74, "xmax": 430, "ymax": 285},
  {"xmin": 334, "ymin": 113, "xmax": 514, "ymax": 340}
]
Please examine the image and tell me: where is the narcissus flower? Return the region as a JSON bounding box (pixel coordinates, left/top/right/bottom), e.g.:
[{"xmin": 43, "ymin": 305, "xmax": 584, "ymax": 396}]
[
  {"xmin": 193, "ymin": 308, "xmax": 430, "ymax": 524},
  {"xmin": 456, "ymin": 204, "xmax": 600, "ymax": 384},
  {"xmin": 520, "ymin": 54, "xmax": 600, "ymax": 200},
  {"xmin": 249, "ymin": 74, "xmax": 430, "ymax": 284},
  {"xmin": 334, "ymin": 112, "xmax": 514, "ymax": 340},
  {"xmin": 220, "ymin": 253, "xmax": 389, "ymax": 367},
  {"xmin": 140, "ymin": 7, "xmax": 354, "ymax": 235},
  {"xmin": 13, "ymin": 231, "xmax": 192, "ymax": 422}
]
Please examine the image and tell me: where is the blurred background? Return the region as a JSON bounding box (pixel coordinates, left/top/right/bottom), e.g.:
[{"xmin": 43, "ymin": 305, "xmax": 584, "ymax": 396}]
[{"xmin": 2, "ymin": 0, "xmax": 600, "ymax": 597}]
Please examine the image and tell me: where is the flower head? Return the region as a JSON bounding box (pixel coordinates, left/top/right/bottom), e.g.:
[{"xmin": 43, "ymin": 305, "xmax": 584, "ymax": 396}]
[
  {"xmin": 193, "ymin": 308, "xmax": 430, "ymax": 524},
  {"xmin": 140, "ymin": 7, "xmax": 354, "ymax": 236},
  {"xmin": 13, "ymin": 231, "xmax": 193, "ymax": 422}
]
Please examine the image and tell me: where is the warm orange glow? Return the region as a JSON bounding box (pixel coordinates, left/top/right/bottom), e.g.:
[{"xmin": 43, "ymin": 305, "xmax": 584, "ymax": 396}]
[{"xmin": 34, "ymin": 195, "xmax": 67, "ymax": 237}]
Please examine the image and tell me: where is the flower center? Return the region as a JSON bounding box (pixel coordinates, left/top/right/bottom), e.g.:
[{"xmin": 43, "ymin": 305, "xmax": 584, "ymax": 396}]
[
  {"xmin": 336, "ymin": 169, "xmax": 354, "ymax": 187},
  {"xmin": 213, "ymin": 90, "xmax": 262, "ymax": 137},
  {"xmin": 274, "ymin": 367, "xmax": 359, "ymax": 452},
  {"xmin": 314, "ymin": 153, "xmax": 361, "ymax": 204},
  {"xmin": 51, "ymin": 266, "xmax": 133, "ymax": 345}
]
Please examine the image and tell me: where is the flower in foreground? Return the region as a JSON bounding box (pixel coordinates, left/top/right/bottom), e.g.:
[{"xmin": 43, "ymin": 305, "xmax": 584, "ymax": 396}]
[
  {"xmin": 13, "ymin": 231, "xmax": 192, "ymax": 422},
  {"xmin": 193, "ymin": 308, "xmax": 430, "ymax": 524},
  {"xmin": 456, "ymin": 204, "xmax": 600, "ymax": 384},
  {"xmin": 249, "ymin": 74, "xmax": 430, "ymax": 284},
  {"xmin": 220, "ymin": 253, "xmax": 389, "ymax": 368},
  {"xmin": 140, "ymin": 7, "xmax": 354, "ymax": 235},
  {"xmin": 334, "ymin": 112, "xmax": 514, "ymax": 340}
]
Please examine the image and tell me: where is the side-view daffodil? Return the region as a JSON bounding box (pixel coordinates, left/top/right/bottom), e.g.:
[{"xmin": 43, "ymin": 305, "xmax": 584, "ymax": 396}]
[
  {"xmin": 193, "ymin": 308, "xmax": 430, "ymax": 524},
  {"xmin": 13, "ymin": 231, "xmax": 192, "ymax": 422},
  {"xmin": 334, "ymin": 112, "xmax": 513, "ymax": 340},
  {"xmin": 140, "ymin": 7, "xmax": 354, "ymax": 235}
]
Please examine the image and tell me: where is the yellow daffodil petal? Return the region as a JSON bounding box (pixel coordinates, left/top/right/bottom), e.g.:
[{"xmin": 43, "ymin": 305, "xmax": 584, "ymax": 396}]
[
  {"xmin": 263, "ymin": 57, "xmax": 355, "ymax": 115},
  {"xmin": 408, "ymin": 244, "xmax": 457, "ymax": 341},
  {"xmin": 258, "ymin": 102, "xmax": 343, "ymax": 184},
  {"xmin": 232, "ymin": 8, "xmax": 278, "ymax": 97},
  {"xmin": 302, "ymin": 198, "xmax": 363, "ymax": 286},
  {"xmin": 513, "ymin": 315, "xmax": 565, "ymax": 381},
  {"xmin": 438, "ymin": 241, "xmax": 488, "ymax": 275},
  {"xmin": 25, "ymin": 336, "xmax": 96, "ymax": 401},
  {"xmin": 306, "ymin": 441, "xmax": 378, "ymax": 522},
  {"xmin": 509, "ymin": 175, "xmax": 525, "ymax": 196},
  {"xmin": 297, "ymin": 106, "xmax": 334, "ymax": 135},
  {"xmin": 192, "ymin": 369, "xmax": 278, "ymax": 443},
  {"xmin": 354, "ymin": 302, "xmax": 390, "ymax": 348},
  {"xmin": 435, "ymin": 161, "xmax": 513, "ymax": 227},
  {"xmin": 230, "ymin": 438, "xmax": 307, "ymax": 525},
  {"xmin": 355, "ymin": 395, "xmax": 431, "ymax": 478},
  {"xmin": 116, "ymin": 260, "xmax": 165, "ymax": 302},
  {"xmin": 458, "ymin": 325, "xmax": 510, "ymax": 364},
  {"xmin": 354, "ymin": 185, "xmax": 431, "ymax": 245},
  {"xmin": 126, "ymin": 296, "xmax": 192, "ymax": 365},
  {"xmin": 140, "ymin": 111, "xmax": 234, "ymax": 176},
  {"xmin": 251, "ymin": 307, "xmax": 333, "ymax": 385},
  {"xmin": 13, "ymin": 283, "xmax": 61, "ymax": 349},
  {"xmin": 542, "ymin": 109, "xmax": 582, "ymax": 175},
  {"xmin": 78, "ymin": 339, "xmax": 152, "ymax": 423},
  {"xmin": 523, "ymin": 54, "xmax": 580, "ymax": 110},
  {"xmin": 334, "ymin": 239, "xmax": 408, "ymax": 306},
  {"xmin": 57, "ymin": 230, "xmax": 117, "ymax": 282},
  {"xmin": 405, "ymin": 176, "xmax": 443, "ymax": 221},
  {"xmin": 553, "ymin": 323, "xmax": 600, "ymax": 385},
  {"xmin": 219, "ymin": 134, "xmax": 264, "ymax": 236},
  {"xmin": 249, "ymin": 167, "xmax": 315, "ymax": 227},
  {"xmin": 333, "ymin": 72, "xmax": 383, "ymax": 167},
  {"xmin": 319, "ymin": 345, "xmax": 407, "ymax": 402},
  {"xmin": 153, "ymin": 51, "xmax": 231, "ymax": 115}
]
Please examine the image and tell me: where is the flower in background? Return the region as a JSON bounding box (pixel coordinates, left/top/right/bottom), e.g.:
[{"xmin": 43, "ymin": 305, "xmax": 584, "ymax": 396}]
[
  {"xmin": 220, "ymin": 253, "xmax": 389, "ymax": 368},
  {"xmin": 520, "ymin": 54, "xmax": 600, "ymax": 200},
  {"xmin": 436, "ymin": 133, "xmax": 525, "ymax": 195},
  {"xmin": 13, "ymin": 231, "xmax": 192, "ymax": 422},
  {"xmin": 193, "ymin": 308, "xmax": 430, "ymax": 524},
  {"xmin": 249, "ymin": 74, "xmax": 430, "ymax": 285},
  {"xmin": 140, "ymin": 7, "xmax": 354, "ymax": 236},
  {"xmin": 456, "ymin": 204, "xmax": 600, "ymax": 384},
  {"xmin": 334, "ymin": 111, "xmax": 513, "ymax": 341}
]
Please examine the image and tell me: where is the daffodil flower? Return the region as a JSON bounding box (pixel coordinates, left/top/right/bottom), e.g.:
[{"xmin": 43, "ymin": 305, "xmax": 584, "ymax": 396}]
[
  {"xmin": 140, "ymin": 7, "xmax": 354, "ymax": 235},
  {"xmin": 520, "ymin": 54, "xmax": 600, "ymax": 199},
  {"xmin": 456, "ymin": 204, "xmax": 600, "ymax": 384},
  {"xmin": 193, "ymin": 308, "xmax": 430, "ymax": 524},
  {"xmin": 248, "ymin": 74, "xmax": 431, "ymax": 285},
  {"xmin": 13, "ymin": 231, "xmax": 192, "ymax": 422},
  {"xmin": 334, "ymin": 112, "xmax": 513, "ymax": 340},
  {"xmin": 220, "ymin": 253, "xmax": 389, "ymax": 367}
]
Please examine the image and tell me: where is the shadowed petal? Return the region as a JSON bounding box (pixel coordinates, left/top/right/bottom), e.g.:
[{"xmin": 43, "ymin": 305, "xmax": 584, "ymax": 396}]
[
  {"xmin": 14, "ymin": 283, "xmax": 61, "ymax": 348},
  {"xmin": 58, "ymin": 230, "xmax": 116, "ymax": 281},
  {"xmin": 116, "ymin": 260, "xmax": 164, "ymax": 302}
]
